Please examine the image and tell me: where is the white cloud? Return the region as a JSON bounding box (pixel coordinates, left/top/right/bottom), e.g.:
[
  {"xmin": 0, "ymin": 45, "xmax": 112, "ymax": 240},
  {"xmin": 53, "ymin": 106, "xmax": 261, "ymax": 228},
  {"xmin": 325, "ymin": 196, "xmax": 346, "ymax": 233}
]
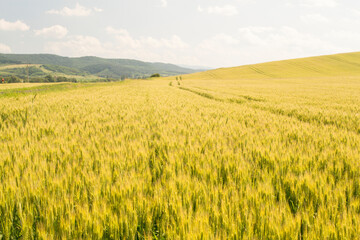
[
  {"xmin": 106, "ymin": 26, "xmax": 188, "ymax": 49},
  {"xmin": 324, "ymin": 30, "xmax": 360, "ymax": 52},
  {"xmin": 301, "ymin": 14, "xmax": 329, "ymax": 23},
  {"xmin": 93, "ymin": 7, "xmax": 103, "ymax": 13},
  {"xmin": 143, "ymin": 35, "xmax": 188, "ymax": 49},
  {"xmin": 197, "ymin": 26, "xmax": 341, "ymax": 67},
  {"xmin": 161, "ymin": 0, "xmax": 168, "ymax": 7},
  {"xmin": 46, "ymin": 3, "xmax": 99, "ymax": 17},
  {"xmin": 300, "ymin": 0, "xmax": 338, "ymax": 7},
  {"xmin": 198, "ymin": 5, "xmax": 238, "ymax": 16},
  {"xmin": 35, "ymin": 25, "xmax": 68, "ymax": 39},
  {"xmin": 202, "ymin": 34, "xmax": 239, "ymax": 48},
  {"xmin": 350, "ymin": 9, "xmax": 360, "ymax": 18},
  {"xmin": 45, "ymin": 26, "xmax": 341, "ymax": 68},
  {"xmin": 44, "ymin": 28, "xmax": 189, "ymax": 63},
  {"xmin": 106, "ymin": 27, "xmax": 130, "ymax": 36},
  {"xmin": 0, "ymin": 19, "xmax": 29, "ymax": 31},
  {"xmin": 106, "ymin": 27, "xmax": 140, "ymax": 48},
  {"xmin": 45, "ymin": 35, "xmax": 105, "ymax": 56},
  {"xmin": 100, "ymin": 27, "xmax": 191, "ymax": 63},
  {"xmin": 237, "ymin": 27, "xmax": 275, "ymax": 45},
  {"xmin": 237, "ymin": 26, "xmax": 336, "ymax": 51},
  {"xmin": 0, "ymin": 43, "xmax": 11, "ymax": 53}
]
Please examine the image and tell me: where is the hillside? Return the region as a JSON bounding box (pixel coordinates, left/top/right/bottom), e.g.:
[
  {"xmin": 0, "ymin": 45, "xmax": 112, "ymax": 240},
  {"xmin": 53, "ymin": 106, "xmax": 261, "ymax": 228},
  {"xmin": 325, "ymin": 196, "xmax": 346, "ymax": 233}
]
[
  {"xmin": 0, "ymin": 53, "xmax": 198, "ymax": 79},
  {"xmin": 180, "ymin": 52, "xmax": 360, "ymax": 80}
]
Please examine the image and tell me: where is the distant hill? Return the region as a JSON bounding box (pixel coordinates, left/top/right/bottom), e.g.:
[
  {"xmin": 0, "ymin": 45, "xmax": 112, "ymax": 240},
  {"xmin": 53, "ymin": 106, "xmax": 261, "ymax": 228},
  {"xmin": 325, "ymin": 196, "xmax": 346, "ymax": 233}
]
[
  {"xmin": 178, "ymin": 52, "xmax": 360, "ymax": 80},
  {"xmin": 0, "ymin": 53, "xmax": 198, "ymax": 79},
  {"xmin": 177, "ymin": 64, "xmax": 213, "ymax": 71}
]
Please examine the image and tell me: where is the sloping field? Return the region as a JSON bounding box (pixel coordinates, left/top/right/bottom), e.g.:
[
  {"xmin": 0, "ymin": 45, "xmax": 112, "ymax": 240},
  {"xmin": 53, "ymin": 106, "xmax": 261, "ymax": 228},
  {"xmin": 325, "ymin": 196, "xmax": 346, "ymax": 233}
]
[
  {"xmin": 1, "ymin": 53, "xmax": 360, "ymax": 239},
  {"xmin": 180, "ymin": 52, "xmax": 360, "ymax": 80},
  {"xmin": 0, "ymin": 82, "xmax": 57, "ymax": 90},
  {"xmin": 0, "ymin": 64, "xmax": 102, "ymax": 81},
  {"xmin": 0, "ymin": 64, "xmax": 42, "ymax": 70}
]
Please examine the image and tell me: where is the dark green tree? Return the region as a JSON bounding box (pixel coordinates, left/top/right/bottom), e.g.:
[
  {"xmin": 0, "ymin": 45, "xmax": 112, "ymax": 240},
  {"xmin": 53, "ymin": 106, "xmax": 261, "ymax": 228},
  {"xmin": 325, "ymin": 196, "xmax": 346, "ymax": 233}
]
[
  {"xmin": 150, "ymin": 73, "xmax": 160, "ymax": 78},
  {"xmin": 7, "ymin": 76, "xmax": 22, "ymax": 83},
  {"xmin": 45, "ymin": 75, "xmax": 55, "ymax": 82}
]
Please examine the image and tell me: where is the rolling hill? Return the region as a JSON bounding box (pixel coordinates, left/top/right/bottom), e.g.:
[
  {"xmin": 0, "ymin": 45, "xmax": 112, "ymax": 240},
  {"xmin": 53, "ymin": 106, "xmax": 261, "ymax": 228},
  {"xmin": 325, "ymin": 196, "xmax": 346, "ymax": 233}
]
[
  {"xmin": 0, "ymin": 53, "xmax": 199, "ymax": 79},
  {"xmin": 179, "ymin": 52, "xmax": 360, "ymax": 80}
]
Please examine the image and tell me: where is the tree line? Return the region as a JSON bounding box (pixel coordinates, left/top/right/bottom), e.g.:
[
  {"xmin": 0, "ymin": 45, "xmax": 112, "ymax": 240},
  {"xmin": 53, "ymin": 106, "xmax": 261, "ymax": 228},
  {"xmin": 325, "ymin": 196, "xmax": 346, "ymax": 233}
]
[
  {"xmin": 0, "ymin": 75, "xmax": 127, "ymax": 84},
  {"xmin": 1, "ymin": 75, "xmax": 78, "ymax": 83}
]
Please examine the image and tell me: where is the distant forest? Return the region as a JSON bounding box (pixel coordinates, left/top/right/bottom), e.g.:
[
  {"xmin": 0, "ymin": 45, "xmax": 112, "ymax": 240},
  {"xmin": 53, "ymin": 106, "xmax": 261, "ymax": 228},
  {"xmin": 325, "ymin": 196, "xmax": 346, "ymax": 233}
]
[{"xmin": 0, "ymin": 53, "xmax": 199, "ymax": 82}]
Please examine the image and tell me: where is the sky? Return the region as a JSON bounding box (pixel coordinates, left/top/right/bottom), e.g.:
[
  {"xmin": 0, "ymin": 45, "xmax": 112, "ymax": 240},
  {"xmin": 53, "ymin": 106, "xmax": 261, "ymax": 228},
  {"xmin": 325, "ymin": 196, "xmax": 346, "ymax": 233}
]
[{"xmin": 0, "ymin": 0, "xmax": 360, "ymax": 68}]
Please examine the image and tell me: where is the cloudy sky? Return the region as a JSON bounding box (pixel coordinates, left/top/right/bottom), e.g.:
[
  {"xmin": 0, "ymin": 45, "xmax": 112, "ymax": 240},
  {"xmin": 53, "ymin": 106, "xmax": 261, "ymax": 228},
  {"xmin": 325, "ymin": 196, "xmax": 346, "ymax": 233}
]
[{"xmin": 0, "ymin": 0, "xmax": 359, "ymax": 68}]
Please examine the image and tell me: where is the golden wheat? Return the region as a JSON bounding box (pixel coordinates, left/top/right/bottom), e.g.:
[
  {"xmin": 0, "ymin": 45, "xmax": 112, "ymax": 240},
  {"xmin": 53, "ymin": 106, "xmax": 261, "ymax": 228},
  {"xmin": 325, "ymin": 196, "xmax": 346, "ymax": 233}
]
[{"xmin": 0, "ymin": 58, "xmax": 360, "ymax": 239}]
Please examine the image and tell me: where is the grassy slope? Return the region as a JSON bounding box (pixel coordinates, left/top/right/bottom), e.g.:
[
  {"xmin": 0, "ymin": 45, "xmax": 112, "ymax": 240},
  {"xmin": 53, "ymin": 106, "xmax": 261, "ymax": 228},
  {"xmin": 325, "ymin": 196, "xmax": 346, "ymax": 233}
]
[
  {"xmin": 179, "ymin": 52, "xmax": 360, "ymax": 80},
  {"xmin": 0, "ymin": 64, "xmax": 103, "ymax": 80}
]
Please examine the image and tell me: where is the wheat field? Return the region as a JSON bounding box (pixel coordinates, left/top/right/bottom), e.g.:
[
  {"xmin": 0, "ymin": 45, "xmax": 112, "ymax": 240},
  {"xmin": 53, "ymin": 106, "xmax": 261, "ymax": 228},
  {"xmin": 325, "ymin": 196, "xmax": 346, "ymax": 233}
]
[{"xmin": 1, "ymin": 53, "xmax": 360, "ymax": 239}]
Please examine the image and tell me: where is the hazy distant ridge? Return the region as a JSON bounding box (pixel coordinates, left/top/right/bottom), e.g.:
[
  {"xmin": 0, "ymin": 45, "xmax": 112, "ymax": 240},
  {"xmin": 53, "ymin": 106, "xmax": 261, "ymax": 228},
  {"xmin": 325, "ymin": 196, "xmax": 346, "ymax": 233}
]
[{"xmin": 0, "ymin": 53, "xmax": 198, "ymax": 78}]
